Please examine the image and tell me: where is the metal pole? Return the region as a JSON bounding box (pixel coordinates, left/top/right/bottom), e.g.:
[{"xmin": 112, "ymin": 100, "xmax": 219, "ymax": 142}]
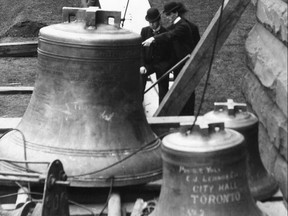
[
  {"xmin": 144, "ymin": 54, "xmax": 191, "ymax": 94},
  {"xmin": 121, "ymin": 0, "xmax": 130, "ymax": 27}
]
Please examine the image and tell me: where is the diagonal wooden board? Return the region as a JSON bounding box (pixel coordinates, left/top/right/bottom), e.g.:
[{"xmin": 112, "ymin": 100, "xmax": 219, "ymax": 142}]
[{"xmin": 154, "ymin": 0, "xmax": 251, "ymax": 116}]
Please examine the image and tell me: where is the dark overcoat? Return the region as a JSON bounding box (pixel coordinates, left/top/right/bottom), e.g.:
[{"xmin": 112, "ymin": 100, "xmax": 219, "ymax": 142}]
[
  {"xmin": 140, "ymin": 25, "xmax": 172, "ymax": 74},
  {"xmin": 154, "ymin": 18, "xmax": 200, "ymax": 64},
  {"xmin": 140, "ymin": 25, "xmax": 173, "ymax": 103},
  {"xmin": 153, "ymin": 18, "xmax": 200, "ymax": 115}
]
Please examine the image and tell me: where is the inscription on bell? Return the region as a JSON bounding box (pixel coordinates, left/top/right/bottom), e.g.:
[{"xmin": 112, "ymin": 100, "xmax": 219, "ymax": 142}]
[
  {"xmin": 190, "ymin": 192, "xmax": 241, "ymax": 205},
  {"xmin": 179, "ymin": 165, "xmax": 221, "ymax": 174},
  {"xmin": 179, "ymin": 165, "xmax": 242, "ymax": 206}
]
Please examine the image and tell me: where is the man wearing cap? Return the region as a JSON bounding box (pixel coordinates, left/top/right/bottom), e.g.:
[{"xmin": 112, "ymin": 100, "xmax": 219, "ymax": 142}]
[
  {"xmin": 140, "ymin": 8, "xmax": 173, "ymax": 104},
  {"xmin": 142, "ymin": 2, "xmax": 200, "ymax": 116}
]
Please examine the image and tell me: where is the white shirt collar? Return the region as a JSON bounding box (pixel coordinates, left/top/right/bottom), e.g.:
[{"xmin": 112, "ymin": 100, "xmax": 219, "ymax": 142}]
[
  {"xmin": 173, "ymin": 17, "xmax": 181, "ymax": 24},
  {"xmin": 153, "ymin": 26, "xmax": 161, "ymax": 32}
]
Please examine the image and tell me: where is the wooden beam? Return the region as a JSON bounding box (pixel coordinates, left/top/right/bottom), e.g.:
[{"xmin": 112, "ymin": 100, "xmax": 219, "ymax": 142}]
[
  {"xmin": 147, "ymin": 116, "xmax": 201, "ymax": 124},
  {"xmin": 147, "ymin": 116, "xmax": 204, "ymax": 136},
  {"xmin": 108, "ymin": 192, "xmax": 122, "ymax": 216},
  {"xmin": 131, "ymin": 199, "xmax": 146, "ymax": 216},
  {"xmin": 0, "ymin": 41, "xmax": 38, "ymax": 57},
  {"xmin": 0, "ymin": 86, "xmax": 34, "ymax": 95},
  {"xmin": 154, "ymin": 0, "xmax": 251, "ymax": 116}
]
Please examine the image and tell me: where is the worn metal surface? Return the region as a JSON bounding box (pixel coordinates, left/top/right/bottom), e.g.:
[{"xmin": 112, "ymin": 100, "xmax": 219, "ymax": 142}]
[
  {"xmin": 153, "ymin": 123, "xmax": 266, "ymax": 216},
  {"xmin": 0, "ymin": 8, "xmax": 162, "ymax": 187}
]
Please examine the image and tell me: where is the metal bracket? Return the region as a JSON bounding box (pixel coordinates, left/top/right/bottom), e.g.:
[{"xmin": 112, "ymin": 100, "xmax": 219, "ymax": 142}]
[
  {"xmin": 214, "ymin": 99, "xmax": 247, "ymax": 116},
  {"xmin": 62, "ymin": 7, "xmax": 121, "ymax": 29},
  {"xmin": 41, "ymin": 160, "xmax": 70, "ymax": 216},
  {"xmin": 179, "ymin": 122, "xmax": 225, "ymax": 136}
]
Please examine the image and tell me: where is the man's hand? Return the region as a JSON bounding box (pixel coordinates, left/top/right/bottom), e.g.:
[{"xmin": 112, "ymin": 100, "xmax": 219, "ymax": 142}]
[
  {"xmin": 140, "ymin": 66, "xmax": 147, "ymax": 75},
  {"xmin": 142, "ymin": 37, "xmax": 155, "ymax": 47}
]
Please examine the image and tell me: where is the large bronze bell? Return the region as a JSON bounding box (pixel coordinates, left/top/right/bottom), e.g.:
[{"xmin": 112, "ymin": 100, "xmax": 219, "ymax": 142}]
[
  {"xmin": 153, "ymin": 123, "xmax": 266, "ymax": 216},
  {"xmin": 204, "ymin": 99, "xmax": 278, "ymax": 200},
  {"xmin": 0, "ymin": 7, "xmax": 162, "ymax": 187}
]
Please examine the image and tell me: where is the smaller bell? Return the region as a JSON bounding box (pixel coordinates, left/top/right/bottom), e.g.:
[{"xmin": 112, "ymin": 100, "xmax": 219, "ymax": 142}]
[
  {"xmin": 153, "ymin": 122, "xmax": 266, "ymax": 216},
  {"xmin": 204, "ymin": 99, "xmax": 278, "ymax": 200}
]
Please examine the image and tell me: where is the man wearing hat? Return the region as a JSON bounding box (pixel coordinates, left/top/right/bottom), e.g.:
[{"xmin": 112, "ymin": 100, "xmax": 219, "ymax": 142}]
[
  {"xmin": 142, "ymin": 2, "xmax": 200, "ymax": 116},
  {"xmin": 140, "ymin": 7, "xmax": 173, "ymax": 104}
]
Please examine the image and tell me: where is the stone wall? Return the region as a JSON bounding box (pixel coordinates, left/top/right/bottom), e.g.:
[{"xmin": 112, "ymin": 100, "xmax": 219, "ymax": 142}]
[{"xmin": 243, "ymin": 0, "xmax": 287, "ymax": 204}]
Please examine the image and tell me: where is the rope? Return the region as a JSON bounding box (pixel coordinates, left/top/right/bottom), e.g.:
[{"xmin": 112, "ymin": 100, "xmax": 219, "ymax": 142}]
[
  {"xmin": 144, "ymin": 54, "xmax": 191, "ymax": 94},
  {"xmin": 69, "ymin": 200, "xmax": 96, "ymax": 216},
  {"xmin": 0, "ymin": 129, "xmax": 48, "ymax": 174},
  {"xmin": 0, "ymin": 129, "xmax": 27, "ymax": 163},
  {"xmin": 99, "ymin": 177, "xmax": 114, "ymax": 216},
  {"xmin": 0, "ymin": 127, "xmax": 176, "ymax": 181},
  {"xmin": 0, "ymin": 128, "xmax": 32, "ymax": 193},
  {"xmin": 188, "ymin": 0, "xmax": 226, "ymax": 132},
  {"xmin": 0, "ymin": 158, "xmax": 49, "ymax": 164},
  {"xmin": 69, "ymin": 130, "xmax": 174, "ymax": 178},
  {"xmin": 0, "ymin": 191, "xmax": 43, "ymax": 200},
  {"xmin": 121, "ymin": 0, "xmax": 130, "ymax": 27}
]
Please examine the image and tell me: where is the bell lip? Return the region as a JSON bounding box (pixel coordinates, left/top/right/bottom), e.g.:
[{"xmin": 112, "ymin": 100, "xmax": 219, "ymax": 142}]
[
  {"xmin": 0, "ymin": 169, "xmax": 162, "ymax": 187},
  {"xmin": 162, "ymin": 129, "xmax": 245, "ymax": 153}
]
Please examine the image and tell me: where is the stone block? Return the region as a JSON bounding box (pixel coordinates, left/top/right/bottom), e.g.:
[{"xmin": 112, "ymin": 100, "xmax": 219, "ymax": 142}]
[
  {"xmin": 258, "ymin": 123, "xmax": 288, "ymax": 205},
  {"xmin": 242, "ymin": 71, "xmax": 287, "ymax": 160},
  {"xmin": 275, "ymin": 72, "xmax": 288, "ymax": 116},
  {"xmin": 257, "ymin": 0, "xmax": 288, "ymax": 44},
  {"xmin": 245, "ymin": 23, "xmax": 287, "ymax": 116},
  {"xmin": 274, "ymin": 155, "xmax": 288, "ymax": 202},
  {"xmin": 278, "ymin": 121, "xmax": 288, "ymax": 160},
  {"xmin": 258, "ymin": 122, "xmax": 279, "ymax": 173}
]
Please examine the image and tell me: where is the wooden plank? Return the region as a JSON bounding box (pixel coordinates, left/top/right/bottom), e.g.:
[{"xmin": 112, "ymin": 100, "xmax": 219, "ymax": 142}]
[
  {"xmin": 154, "ymin": 0, "xmax": 251, "ymax": 116},
  {"xmin": 0, "ymin": 86, "xmax": 34, "ymax": 95},
  {"xmin": 131, "ymin": 199, "xmax": 146, "ymax": 216},
  {"xmin": 108, "ymin": 192, "xmax": 121, "ymax": 216},
  {"xmin": 0, "ymin": 41, "xmax": 38, "ymax": 57},
  {"xmin": 147, "ymin": 116, "xmax": 204, "ymax": 136},
  {"xmin": 147, "ymin": 116, "xmax": 201, "ymax": 124}
]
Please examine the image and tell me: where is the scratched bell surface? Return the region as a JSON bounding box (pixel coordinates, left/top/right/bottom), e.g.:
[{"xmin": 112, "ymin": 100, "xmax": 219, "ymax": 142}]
[
  {"xmin": 0, "ymin": 8, "xmax": 162, "ymax": 187},
  {"xmin": 153, "ymin": 123, "xmax": 266, "ymax": 216}
]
